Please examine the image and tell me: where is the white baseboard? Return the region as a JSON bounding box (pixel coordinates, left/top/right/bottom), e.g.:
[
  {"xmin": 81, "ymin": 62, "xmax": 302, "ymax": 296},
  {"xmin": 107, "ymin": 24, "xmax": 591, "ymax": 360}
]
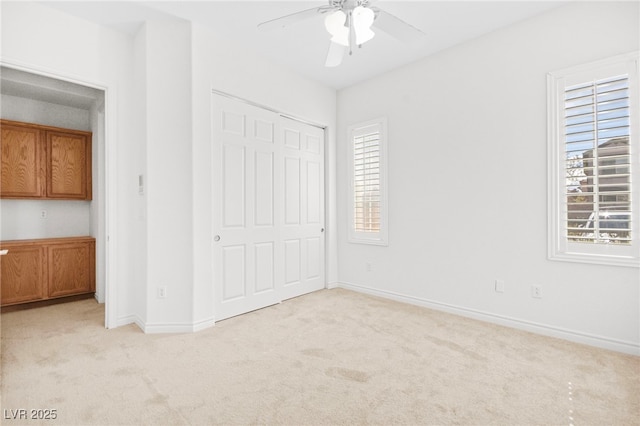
[
  {"xmin": 115, "ymin": 314, "xmax": 143, "ymax": 329},
  {"xmin": 338, "ymin": 281, "xmax": 640, "ymax": 356},
  {"xmin": 192, "ymin": 317, "xmax": 216, "ymax": 332},
  {"xmin": 141, "ymin": 318, "xmax": 216, "ymax": 334},
  {"xmin": 116, "ymin": 314, "xmax": 215, "ymax": 333},
  {"xmin": 326, "ymin": 281, "xmax": 339, "ymax": 289}
]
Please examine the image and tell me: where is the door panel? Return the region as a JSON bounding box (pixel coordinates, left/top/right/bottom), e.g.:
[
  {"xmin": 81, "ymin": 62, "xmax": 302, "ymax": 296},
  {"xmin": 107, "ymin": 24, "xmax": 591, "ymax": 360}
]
[
  {"xmin": 306, "ymin": 237, "xmax": 321, "ymax": 279},
  {"xmin": 285, "ymin": 157, "xmax": 301, "ymax": 225},
  {"xmin": 284, "ymin": 239, "xmax": 301, "ymax": 286},
  {"xmin": 254, "ymin": 151, "xmax": 274, "ymax": 227},
  {"xmin": 284, "ymin": 128, "xmax": 300, "ymax": 150},
  {"xmin": 306, "ymin": 134, "xmax": 321, "ymax": 154},
  {"xmin": 221, "ymin": 245, "xmax": 246, "ymax": 301},
  {"xmin": 223, "ymin": 145, "xmax": 246, "ymax": 228},
  {"xmin": 307, "ymin": 161, "xmax": 321, "ymax": 224},
  {"xmin": 254, "ymin": 242, "xmax": 274, "ymax": 293},
  {"xmin": 254, "ymin": 119, "xmax": 275, "ymax": 143}
]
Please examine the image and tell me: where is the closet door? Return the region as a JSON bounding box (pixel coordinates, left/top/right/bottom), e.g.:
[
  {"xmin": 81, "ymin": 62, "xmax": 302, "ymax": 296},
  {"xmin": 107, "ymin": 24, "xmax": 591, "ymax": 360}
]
[
  {"xmin": 212, "ymin": 95, "xmax": 326, "ymax": 321},
  {"xmin": 280, "ymin": 117, "xmax": 325, "ymax": 300},
  {"xmin": 212, "ymin": 95, "xmax": 283, "ymax": 321}
]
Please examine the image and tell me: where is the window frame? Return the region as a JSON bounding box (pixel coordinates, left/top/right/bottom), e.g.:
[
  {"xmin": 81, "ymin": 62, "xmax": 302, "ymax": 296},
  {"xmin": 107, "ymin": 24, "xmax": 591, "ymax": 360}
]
[
  {"xmin": 347, "ymin": 117, "xmax": 388, "ymax": 246},
  {"xmin": 547, "ymin": 52, "xmax": 639, "ymax": 267}
]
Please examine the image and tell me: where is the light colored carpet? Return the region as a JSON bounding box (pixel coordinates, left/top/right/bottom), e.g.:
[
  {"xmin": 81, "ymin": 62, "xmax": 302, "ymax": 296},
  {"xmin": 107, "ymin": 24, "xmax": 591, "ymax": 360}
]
[{"xmin": 1, "ymin": 288, "xmax": 638, "ymax": 425}]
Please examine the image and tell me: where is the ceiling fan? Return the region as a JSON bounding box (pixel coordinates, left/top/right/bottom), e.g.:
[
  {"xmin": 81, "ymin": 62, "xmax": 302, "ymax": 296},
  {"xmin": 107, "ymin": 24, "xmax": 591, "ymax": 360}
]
[{"xmin": 257, "ymin": 0, "xmax": 425, "ymax": 67}]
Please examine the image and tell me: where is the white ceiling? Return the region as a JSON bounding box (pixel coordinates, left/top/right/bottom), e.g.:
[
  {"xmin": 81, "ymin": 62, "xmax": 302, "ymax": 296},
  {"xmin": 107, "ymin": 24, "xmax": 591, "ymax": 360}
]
[{"xmin": 41, "ymin": 1, "xmax": 566, "ymax": 90}]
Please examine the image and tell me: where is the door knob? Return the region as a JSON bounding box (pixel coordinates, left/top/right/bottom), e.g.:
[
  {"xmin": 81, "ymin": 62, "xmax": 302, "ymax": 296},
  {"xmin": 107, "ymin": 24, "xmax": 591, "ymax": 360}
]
[{"xmin": 214, "ymin": 235, "xmax": 221, "ymax": 242}]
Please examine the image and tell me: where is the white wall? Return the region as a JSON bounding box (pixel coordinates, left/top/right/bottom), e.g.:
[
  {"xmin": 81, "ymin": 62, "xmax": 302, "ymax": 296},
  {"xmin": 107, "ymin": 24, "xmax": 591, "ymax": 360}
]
[
  {"xmin": 190, "ymin": 22, "xmax": 338, "ymax": 326},
  {"xmin": 130, "ymin": 23, "xmax": 148, "ymax": 325},
  {"xmin": 141, "ymin": 17, "xmax": 194, "ymax": 329},
  {"xmin": 336, "ymin": 2, "xmax": 640, "ymax": 354},
  {"xmin": 1, "ymin": 2, "xmax": 141, "ymax": 326}
]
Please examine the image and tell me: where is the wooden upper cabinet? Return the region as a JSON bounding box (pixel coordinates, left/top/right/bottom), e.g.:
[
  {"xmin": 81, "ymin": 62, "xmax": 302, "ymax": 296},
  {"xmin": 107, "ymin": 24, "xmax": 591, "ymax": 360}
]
[
  {"xmin": 46, "ymin": 130, "xmax": 92, "ymax": 199},
  {"xmin": 0, "ymin": 119, "xmax": 92, "ymax": 200},
  {"xmin": 0, "ymin": 122, "xmax": 43, "ymax": 198}
]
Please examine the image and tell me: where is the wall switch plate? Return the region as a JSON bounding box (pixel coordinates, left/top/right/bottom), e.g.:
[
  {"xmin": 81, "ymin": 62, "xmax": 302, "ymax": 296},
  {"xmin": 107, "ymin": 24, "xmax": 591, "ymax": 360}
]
[{"xmin": 495, "ymin": 279, "xmax": 505, "ymax": 293}]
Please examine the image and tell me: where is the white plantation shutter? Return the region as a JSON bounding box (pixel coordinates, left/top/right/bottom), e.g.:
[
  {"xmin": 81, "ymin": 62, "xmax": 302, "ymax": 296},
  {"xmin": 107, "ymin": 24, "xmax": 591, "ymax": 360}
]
[
  {"xmin": 548, "ymin": 52, "xmax": 639, "ymax": 267},
  {"xmin": 354, "ymin": 130, "xmax": 380, "ymax": 232},
  {"xmin": 348, "ymin": 118, "xmax": 388, "ymax": 245},
  {"xmin": 564, "ymin": 75, "xmax": 631, "ymax": 244}
]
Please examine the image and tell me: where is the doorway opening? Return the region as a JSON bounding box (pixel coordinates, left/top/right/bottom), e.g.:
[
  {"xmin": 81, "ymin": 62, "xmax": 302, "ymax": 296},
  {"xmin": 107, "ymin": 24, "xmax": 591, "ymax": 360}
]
[{"xmin": 0, "ymin": 66, "xmax": 109, "ymax": 323}]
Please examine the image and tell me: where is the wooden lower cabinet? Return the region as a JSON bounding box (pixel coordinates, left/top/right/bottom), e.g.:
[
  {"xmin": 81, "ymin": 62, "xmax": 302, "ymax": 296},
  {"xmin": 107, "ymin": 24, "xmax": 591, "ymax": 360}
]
[
  {"xmin": 0, "ymin": 237, "xmax": 95, "ymax": 307},
  {"xmin": 0, "ymin": 244, "xmax": 46, "ymax": 305}
]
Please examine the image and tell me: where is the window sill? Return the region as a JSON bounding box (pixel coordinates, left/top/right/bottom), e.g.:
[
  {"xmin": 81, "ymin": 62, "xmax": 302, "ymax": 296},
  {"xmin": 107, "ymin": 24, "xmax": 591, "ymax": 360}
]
[
  {"xmin": 348, "ymin": 236, "xmax": 388, "ymax": 246},
  {"xmin": 549, "ymin": 251, "xmax": 639, "ymax": 268}
]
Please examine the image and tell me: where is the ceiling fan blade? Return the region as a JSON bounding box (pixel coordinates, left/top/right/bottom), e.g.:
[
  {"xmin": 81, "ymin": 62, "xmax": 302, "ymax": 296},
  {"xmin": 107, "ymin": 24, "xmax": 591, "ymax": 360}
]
[
  {"xmin": 325, "ymin": 42, "xmax": 347, "ymax": 67},
  {"xmin": 372, "ymin": 9, "xmax": 425, "ymax": 43},
  {"xmin": 258, "ymin": 6, "xmax": 330, "ymax": 31}
]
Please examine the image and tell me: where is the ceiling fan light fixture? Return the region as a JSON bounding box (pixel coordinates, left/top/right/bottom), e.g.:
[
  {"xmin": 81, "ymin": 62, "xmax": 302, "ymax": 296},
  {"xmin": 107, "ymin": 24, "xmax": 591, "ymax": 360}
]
[
  {"xmin": 353, "ymin": 5, "xmax": 375, "ymax": 45},
  {"xmin": 324, "ymin": 10, "xmax": 349, "ymax": 47}
]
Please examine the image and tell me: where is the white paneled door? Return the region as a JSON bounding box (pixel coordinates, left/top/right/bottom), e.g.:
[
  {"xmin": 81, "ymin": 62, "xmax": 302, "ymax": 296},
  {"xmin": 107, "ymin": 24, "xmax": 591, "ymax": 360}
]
[
  {"xmin": 280, "ymin": 117, "xmax": 325, "ymax": 300},
  {"xmin": 212, "ymin": 95, "xmax": 325, "ymax": 321}
]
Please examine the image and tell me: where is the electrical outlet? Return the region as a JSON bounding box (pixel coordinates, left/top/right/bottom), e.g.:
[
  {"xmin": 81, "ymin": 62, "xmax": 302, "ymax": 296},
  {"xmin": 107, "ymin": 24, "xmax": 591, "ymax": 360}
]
[
  {"xmin": 365, "ymin": 262, "xmax": 372, "ymax": 272},
  {"xmin": 495, "ymin": 279, "xmax": 505, "ymax": 293},
  {"xmin": 531, "ymin": 285, "xmax": 542, "ymax": 299},
  {"xmin": 40, "ymin": 210, "xmax": 48, "ymax": 219},
  {"xmin": 157, "ymin": 286, "xmax": 167, "ymax": 299}
]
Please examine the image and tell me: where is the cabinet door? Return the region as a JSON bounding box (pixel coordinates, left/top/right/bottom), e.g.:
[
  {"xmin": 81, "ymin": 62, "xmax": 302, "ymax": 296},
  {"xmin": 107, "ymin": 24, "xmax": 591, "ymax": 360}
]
[
  {"xmin": 0, "ymin": 245, "xmax": 46, "ymax": 305},
  {"xmin": 46, "ymin": 131, "xmax": 92, "ymax": 200},
  {"xmin": 0, "ymin": 123, "xmax": 43, "ymax": 198},
  {"xmin": 48, "ymin": 241, "xmax": 95, "ymax": 298}
]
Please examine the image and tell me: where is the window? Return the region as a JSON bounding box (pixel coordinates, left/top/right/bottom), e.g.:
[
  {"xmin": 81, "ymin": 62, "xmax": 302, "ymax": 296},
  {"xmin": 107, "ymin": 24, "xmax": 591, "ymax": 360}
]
[
  {"xmin": 348, "ymin": 118, "xmax": 388, "ymax": 245},
  {"xmin": 548, "ymin": 52, "xmax": 639, "ymax": 267}
]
